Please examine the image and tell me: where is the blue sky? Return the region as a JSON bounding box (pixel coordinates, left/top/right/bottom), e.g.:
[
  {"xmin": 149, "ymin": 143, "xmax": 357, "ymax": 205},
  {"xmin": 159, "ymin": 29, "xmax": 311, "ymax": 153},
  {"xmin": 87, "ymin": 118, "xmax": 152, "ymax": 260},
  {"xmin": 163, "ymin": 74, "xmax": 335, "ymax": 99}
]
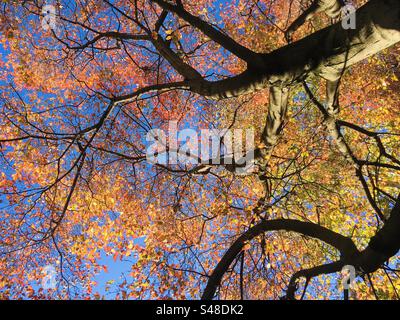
[
  {"xmin": 0, "ymin": 1, "xmax": 342, "ymax": 300},
  {"xmin": 1, "ymin": 0, "xmax": 398, "ymax": 300}
]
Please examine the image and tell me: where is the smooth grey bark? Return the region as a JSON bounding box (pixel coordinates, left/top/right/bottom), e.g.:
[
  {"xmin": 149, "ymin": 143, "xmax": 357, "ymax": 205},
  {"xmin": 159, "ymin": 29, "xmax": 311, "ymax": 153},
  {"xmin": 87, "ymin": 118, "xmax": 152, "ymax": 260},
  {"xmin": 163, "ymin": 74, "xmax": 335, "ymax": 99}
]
[
  {"xmin": 188, "ymin": 0, "xmax": 400, "ymax": 98},
  {"xmin": 202, "ymin": 194, "xmax": 400, "ymax": 300},
  {"xmin": 101, "ymin": 0, "xmax": 400, "ymax": 299},
  {"xmin": 193, "ymin": 0, "xmax": 400, "ymax": 300},
  {"xmin": 190, "ymin": 0, "xmax": 400, "ymax": 170},
  {"xmin": 354, "ymin": 194, "xmax": 400, "ymax": 273},
  {"xmin": 201, "ymin": 218, "xmax": 359, "ymax": 300},
  {"xmin": 12, "ymin": 0, "xmax": 400, "ymax": 298},
  {"xmin": 130, "ymin": 1, "xmax": 400, "ymax": 159}
]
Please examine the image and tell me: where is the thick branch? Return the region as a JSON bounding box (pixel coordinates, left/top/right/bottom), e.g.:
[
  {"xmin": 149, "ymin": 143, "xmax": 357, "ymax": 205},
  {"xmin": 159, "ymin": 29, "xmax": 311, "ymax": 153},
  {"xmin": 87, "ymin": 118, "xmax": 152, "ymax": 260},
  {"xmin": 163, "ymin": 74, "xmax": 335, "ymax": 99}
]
[
  {"xmin": 202, "ymin": 194, "xmax": 400, "ymax": 300},
  {"xmin": 190, "ymin": 0, "xmax": 400, "ymax": 99},
  {"xmin": 150, "ymin": 0, "xmax": 262, "ymax": 65},
  {"xmin": 355, "ymin": 194, "xmax": 400, "ymax": 273},
  {"xmin": 201, "ymin": 219, "xmax": 358, "ymax": 300},
  {"xmin": 285, "ymin": 261, "xmax": 344, "ymax": 300}
]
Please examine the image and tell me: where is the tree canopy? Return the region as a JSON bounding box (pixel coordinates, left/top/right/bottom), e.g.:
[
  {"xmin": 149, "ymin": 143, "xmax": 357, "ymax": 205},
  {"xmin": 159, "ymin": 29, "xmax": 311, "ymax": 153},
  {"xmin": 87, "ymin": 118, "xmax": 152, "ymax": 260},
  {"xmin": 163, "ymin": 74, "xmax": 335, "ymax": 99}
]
[{"xmin": 0, "ymin": 0, "xmax": 400, "ymax": 300}]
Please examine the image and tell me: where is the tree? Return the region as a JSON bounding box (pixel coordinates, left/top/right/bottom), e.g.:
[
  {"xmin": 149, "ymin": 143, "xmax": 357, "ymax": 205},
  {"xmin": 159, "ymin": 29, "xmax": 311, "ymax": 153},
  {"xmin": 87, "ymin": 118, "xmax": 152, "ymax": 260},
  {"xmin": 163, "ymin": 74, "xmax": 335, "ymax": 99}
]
[{"xmin": 0, "ymin": 0, "xmax": 399, "ymax": 299}]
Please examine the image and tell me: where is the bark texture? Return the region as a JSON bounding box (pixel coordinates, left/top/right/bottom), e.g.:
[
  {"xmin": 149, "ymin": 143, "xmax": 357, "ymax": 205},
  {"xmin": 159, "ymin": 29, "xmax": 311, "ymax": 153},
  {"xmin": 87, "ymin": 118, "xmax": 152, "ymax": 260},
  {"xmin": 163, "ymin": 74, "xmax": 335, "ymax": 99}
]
[
  {"xmin": 188, "ymin": 0, "xmax": 400, "ymax": 99},
  {"xmin": 202, "ymin": 195, "xmax": 400, "ymax": 300}
]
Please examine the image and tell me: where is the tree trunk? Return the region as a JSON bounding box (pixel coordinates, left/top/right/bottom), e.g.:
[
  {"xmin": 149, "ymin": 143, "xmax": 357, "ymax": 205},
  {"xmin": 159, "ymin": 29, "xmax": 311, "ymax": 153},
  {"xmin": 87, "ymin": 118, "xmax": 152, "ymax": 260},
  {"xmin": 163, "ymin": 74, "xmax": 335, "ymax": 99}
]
[{"xmin": 191, "ymin": 0, "xmax": 400, "ymax": 99}]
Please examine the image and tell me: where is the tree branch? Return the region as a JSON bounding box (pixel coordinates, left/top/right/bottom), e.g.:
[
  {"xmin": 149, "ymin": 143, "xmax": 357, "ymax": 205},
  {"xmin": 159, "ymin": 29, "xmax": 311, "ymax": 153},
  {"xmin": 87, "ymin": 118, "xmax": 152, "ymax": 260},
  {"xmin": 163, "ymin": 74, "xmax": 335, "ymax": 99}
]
[{"xmin": 201, "ymin": 218, "xmax": 358, "ymax": 300}]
